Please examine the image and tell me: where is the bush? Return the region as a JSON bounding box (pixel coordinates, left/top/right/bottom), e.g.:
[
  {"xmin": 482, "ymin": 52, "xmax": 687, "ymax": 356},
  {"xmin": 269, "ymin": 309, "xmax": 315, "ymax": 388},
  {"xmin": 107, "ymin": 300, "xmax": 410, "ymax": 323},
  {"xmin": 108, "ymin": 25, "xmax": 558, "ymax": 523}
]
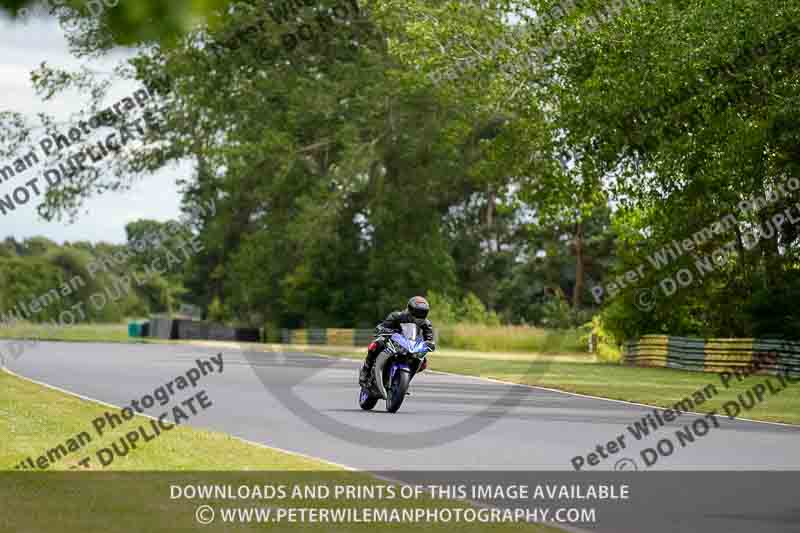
[
  {"xmin": 579, "ymin": 315, "xmax": 622, "ymax": 363},
  {"xmin": 539, "ymin": 293, "xmax": 594, "ymax": 329},
  {"xmin": 207, "ymin": 295, "xmax": 231, "ymax": 323},
  {"xmin": 459, "ymin": 292, "xmax": 501, "ymax": 325},
  {"xmin": 425, "ymin": 291, "xmax": 458, "ymax": 324},
  {"xmin": 427, "ymin": 290, "xmax": 500, "ymax": 326}
]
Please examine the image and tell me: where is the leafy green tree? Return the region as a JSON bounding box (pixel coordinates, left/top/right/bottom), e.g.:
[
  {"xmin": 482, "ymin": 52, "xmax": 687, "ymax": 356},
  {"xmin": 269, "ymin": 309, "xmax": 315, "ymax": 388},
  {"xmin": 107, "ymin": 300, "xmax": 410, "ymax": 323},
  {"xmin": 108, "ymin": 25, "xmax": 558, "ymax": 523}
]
[
  {"xmin": 124, "ymin": 219, "xmax": 192, "ymax": 280},
  {"xmin": 1, "ymin": 0, "xmax": 232, "ymax": 46}
]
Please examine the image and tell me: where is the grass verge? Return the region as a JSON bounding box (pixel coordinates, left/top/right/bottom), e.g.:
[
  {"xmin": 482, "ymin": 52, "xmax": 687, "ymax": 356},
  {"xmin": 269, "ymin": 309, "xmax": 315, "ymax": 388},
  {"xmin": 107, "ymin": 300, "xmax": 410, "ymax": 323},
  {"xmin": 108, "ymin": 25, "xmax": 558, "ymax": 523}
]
[
  {"xmin": 0, "ymin": 368, "xmax": 336, "ymax": 471},
  {"xmin": 1, "ymin": 370, "xmax": 556, "ymax": 533},
  {"xmin": 0, "ymin": 321, "xmax": 134, "ymax": 343},
  {"xmin": 428, "ymin": 356, "xmax": 800, "ymax": 425}
]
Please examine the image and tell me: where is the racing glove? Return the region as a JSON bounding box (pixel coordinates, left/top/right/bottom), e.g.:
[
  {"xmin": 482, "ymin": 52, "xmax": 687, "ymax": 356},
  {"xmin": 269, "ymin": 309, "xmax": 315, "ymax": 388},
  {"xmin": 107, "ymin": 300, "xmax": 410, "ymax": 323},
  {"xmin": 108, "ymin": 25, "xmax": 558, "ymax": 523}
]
[{"xmin": 424, "ymin": 341, "xmax": 436, "ymax": 352}]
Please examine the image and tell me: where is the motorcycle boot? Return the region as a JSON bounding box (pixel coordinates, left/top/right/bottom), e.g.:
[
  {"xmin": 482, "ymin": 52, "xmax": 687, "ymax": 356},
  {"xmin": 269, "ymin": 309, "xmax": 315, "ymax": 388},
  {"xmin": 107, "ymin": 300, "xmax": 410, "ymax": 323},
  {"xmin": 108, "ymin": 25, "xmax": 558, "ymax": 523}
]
[{"xmin": 359, "ymin": 341, "xmax": 382, "ymax": 387}]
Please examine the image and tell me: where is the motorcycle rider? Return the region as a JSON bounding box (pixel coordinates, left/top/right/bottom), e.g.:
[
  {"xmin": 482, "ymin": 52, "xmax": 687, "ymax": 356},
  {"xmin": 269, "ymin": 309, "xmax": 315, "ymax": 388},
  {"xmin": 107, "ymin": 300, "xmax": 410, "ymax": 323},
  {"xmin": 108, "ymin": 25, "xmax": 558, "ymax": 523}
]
[{"xmin": 359, "ymin": 296, "xmax": 436, "ymax": 387}]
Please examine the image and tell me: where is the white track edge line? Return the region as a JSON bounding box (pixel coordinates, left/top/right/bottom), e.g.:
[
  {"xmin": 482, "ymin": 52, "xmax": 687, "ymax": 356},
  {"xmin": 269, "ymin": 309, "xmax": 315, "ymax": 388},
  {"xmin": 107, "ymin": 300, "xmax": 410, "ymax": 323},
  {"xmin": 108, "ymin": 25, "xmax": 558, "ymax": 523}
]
[
  {"xmin": 3, "ymin": 367, "xmax": 580, "ymax": 533},
  {"xmin": 434, "ymin": 370, "xmax": 800, "ymax": 429},
  {"xmin": 253, "ymin": 346, "xmax": 800, "ymax": 429},
  {"xmin": 2, "ymin": 367, "xmax": 355, "ymax": 472}
]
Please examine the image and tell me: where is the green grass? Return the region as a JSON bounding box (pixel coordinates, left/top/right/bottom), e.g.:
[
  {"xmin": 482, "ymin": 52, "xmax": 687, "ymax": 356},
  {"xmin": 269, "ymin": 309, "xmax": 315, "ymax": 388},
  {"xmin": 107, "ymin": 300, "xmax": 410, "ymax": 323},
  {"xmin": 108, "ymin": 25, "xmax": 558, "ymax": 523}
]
[
  {"xmin": 0, "ymin": 368, "xmax": 336, "ymax": 471},
  {"xmin": 0, "ymin": 321, "xmax": 133, "ymax": 343},
  {"xmin": 426, "ymin": 356, "xmax": 800, "ymax": 425},
  {"xmin": 1, "ymin": 370, "xmax": 556, "ymax": 533}
]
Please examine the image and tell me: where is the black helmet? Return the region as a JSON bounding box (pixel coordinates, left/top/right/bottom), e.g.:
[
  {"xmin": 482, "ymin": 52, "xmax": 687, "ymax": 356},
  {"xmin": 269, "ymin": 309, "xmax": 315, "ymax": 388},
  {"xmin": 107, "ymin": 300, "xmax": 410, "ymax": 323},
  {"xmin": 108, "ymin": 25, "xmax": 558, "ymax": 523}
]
[{"xmin": 407, "ymin": 296, "xmax": 430, "ymax": 320}]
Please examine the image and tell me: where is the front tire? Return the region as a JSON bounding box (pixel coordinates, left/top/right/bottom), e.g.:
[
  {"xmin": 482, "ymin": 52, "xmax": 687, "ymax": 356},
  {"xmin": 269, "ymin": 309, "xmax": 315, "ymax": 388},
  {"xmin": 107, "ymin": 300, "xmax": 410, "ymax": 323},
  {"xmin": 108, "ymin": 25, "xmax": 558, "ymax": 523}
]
[
  {"xmin": 386, "ymin": 371, "xmax": 410, "ymax": 413},
  {"xmin": 359, "ymin": 387, "xmax": 378, "ymax": 410}
]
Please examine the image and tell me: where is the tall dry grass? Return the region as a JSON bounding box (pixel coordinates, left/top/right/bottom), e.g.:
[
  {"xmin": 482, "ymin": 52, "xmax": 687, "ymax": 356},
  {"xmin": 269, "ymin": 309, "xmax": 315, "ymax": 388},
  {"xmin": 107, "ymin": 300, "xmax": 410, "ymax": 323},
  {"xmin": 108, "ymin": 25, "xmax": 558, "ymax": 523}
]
[{"xmin": 437, "ymin": 324, "xmax": 586, "ymax": 353}]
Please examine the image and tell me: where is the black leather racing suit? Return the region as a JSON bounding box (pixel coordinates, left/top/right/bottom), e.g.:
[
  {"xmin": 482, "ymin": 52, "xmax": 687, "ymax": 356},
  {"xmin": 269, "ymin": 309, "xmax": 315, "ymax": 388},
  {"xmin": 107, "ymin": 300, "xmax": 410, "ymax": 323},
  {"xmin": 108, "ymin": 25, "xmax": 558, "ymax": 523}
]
[{"xmin": 364, "ymin": 310, "xmax": 435, "ymax": 369}]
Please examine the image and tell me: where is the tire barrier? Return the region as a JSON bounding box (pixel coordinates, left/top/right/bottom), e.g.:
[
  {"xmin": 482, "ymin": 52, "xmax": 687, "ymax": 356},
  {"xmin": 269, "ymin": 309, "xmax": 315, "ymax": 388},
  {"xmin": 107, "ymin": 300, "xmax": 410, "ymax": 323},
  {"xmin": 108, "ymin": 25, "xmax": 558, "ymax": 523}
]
[
  {"xmin": 624, "ymin": 335, "xmax": 800, "ymax": 377},
  {"xmin": 326, "ymin": 329, "xmax": 356, "ymax": 346},
  {"xmin": 233, "ymin": 327, "xmax": 260, "ymax": 343},
  {"xmin": 269, "ymin": 328, "xmax": 391, "ymax": 347},
  {"xmin": 307, "ymin": 328, "xmax": 327, "ymax": 345},
  {"xmin": 132, "ymin": 317, "xmax": 260, "ymax": 343},
  {"xmin": 353, "ymin": 329, "xmax": 375, "ymax": 346},
  {"xmin": 270, "ymin": 328, "xmax": 367, "ymax": 345},
  {"xmin": 133, "ymin": 323, "xmax": 430, "ymax": 348},
  {"xmin": 174, "ymin": 319, "xmax": 210, "ymax": 340},
  {"xmin": 148, "ymin": 317, "xmax": 177, "ymax": 340},
  {"xmin": 207, "ymin": 323, "xmax": 236, "ymax": 341},
  {"xmin": 127, "ymin": 321, "xmax": 149, "ymax": 338}
]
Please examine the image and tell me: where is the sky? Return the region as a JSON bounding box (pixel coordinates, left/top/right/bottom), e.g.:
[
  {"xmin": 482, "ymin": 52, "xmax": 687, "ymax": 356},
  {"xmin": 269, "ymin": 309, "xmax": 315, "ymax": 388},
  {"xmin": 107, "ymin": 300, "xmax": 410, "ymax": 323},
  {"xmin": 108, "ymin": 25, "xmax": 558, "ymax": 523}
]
[{"xmin": 0, "ymin": 11, "xmax": 189, "ymax": 245}]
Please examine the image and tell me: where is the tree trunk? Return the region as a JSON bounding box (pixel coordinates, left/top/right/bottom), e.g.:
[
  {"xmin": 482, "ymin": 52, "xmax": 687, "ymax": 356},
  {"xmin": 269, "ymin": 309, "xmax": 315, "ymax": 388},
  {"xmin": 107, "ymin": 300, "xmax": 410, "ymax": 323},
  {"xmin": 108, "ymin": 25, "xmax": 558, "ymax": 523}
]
[
  {"xmin": 487, "ymin": 186, "xmax": 497, "ymax": 252},
  {"xmin": 573, "ymin": 221, "xmax": 584, "ymax": 308},
  {"xmin": 486, "ymin": 186, "xmax": 495, "ymax": 228}
]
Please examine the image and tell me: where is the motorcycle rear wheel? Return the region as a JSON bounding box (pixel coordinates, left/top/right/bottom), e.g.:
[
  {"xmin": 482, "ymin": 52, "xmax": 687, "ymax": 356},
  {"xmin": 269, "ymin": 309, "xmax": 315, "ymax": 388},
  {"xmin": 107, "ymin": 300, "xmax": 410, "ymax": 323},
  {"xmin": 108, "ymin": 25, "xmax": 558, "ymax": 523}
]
[{"xmin": 359, "ymin": 387, "xmax": 379, "ymax": 410}]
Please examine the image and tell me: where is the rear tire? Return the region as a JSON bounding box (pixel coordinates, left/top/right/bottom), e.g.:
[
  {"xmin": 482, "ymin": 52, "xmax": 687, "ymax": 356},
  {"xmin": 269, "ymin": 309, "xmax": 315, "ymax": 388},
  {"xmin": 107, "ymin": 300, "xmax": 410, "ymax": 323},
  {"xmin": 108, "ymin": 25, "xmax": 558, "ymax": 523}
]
[
  {"xmin": 386, "ymin": 371, "xmax": 410, "ymax": 413},
  {"xmin": 359, "ymin": 387, "xmax": 378, "ymax": 411}
]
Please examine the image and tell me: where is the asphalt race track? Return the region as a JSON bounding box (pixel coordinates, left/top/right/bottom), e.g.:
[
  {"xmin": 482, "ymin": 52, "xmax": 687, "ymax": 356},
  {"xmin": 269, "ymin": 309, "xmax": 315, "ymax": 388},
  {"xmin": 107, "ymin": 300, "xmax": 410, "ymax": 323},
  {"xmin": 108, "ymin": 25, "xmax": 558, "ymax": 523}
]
[
  {"xmin": 5, "ymin": 341, "xmax": 800, "ymax": 533},
  {"xmin": 5, "ymin": 341, "xmax": 798, "ymax": 470}
]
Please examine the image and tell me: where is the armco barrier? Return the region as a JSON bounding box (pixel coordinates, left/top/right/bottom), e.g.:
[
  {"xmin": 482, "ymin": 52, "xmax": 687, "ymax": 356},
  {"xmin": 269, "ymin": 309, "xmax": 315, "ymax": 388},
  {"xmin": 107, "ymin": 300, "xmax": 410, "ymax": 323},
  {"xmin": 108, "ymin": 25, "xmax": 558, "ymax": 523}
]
[{"xmin": 625, "ymin": 335, "xmax": 800, "ymax": 376}]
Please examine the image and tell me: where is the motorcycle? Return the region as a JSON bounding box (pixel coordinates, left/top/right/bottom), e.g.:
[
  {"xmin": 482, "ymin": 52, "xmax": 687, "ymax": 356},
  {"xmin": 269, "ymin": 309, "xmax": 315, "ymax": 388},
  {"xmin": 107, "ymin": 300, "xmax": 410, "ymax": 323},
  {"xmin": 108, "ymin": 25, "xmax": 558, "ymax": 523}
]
[{"xmin": 358, "ymin": 323, "xmax": 430, "ymax": 413}]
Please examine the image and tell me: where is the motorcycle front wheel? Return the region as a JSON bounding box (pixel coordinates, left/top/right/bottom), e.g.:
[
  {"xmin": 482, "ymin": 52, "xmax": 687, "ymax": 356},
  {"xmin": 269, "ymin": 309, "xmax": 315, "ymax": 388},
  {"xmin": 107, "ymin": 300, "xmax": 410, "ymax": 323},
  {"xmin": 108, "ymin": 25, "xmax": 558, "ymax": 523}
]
[{"xmin": 385, "ymin": 371, "xmax": 410, "ymax": 413}]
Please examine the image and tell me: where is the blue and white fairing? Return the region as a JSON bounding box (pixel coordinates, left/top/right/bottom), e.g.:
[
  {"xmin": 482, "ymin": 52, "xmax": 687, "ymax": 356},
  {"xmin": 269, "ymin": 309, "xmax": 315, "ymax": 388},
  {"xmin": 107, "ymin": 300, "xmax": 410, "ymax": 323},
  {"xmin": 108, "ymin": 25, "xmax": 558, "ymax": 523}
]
[{"xmin": 389, "ymin": 332, "xmax": 428, "ymax": 356}]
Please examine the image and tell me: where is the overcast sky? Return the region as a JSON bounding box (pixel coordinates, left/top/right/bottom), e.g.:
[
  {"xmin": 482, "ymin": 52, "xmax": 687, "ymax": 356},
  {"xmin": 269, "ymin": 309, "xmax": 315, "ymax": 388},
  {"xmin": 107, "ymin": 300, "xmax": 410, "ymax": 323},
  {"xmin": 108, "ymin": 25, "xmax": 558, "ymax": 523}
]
[{"xmin": 0, "ymin": 11, "xmax": 188, "ymax": 245}]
